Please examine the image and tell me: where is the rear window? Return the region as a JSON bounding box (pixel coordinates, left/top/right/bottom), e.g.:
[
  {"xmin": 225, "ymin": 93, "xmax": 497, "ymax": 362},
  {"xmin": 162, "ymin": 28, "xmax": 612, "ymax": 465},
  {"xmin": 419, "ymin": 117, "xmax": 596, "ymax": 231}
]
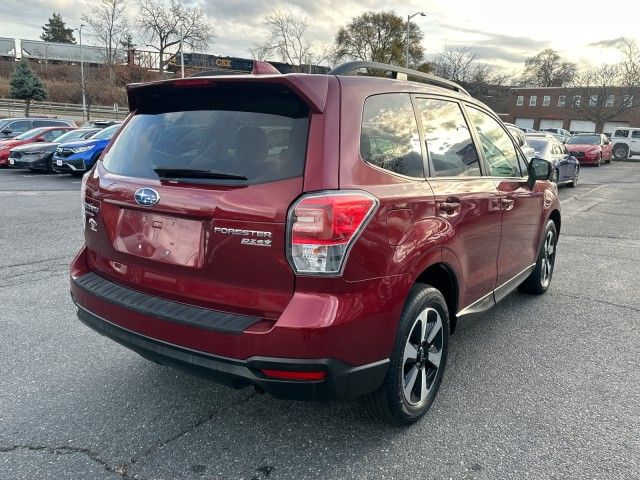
[
  {"xmin": 102, "ymin": 84, "xmax": 309, "ymax": 184},
  {"xmin": 527, "ymin": 139, "xmax": 549, "ymax": 153}
]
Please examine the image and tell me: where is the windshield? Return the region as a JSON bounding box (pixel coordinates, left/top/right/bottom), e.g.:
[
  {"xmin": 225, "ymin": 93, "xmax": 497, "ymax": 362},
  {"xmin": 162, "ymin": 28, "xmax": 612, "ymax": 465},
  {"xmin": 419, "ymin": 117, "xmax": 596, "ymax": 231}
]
[
  {"xmin": 90, "ymin": 124, "xmax": 120, "ymax": 140},
  {"xmin": 567, "ymin": 135, "xmax": 599, "ymax": 145},
  {"xmin": 527, "ymin": 139, "xmax": 549, "ymax": 153},
  {"xmin": 102, "ymin": 84, "xmax": 310, "ymax": 184},
  {"xmin": 54, "ymin": 130, "xmax": 88, "ymax": 143},
  {"xmin": 14, "ymin": 128, "xmax": 48, "ymax": 140}
]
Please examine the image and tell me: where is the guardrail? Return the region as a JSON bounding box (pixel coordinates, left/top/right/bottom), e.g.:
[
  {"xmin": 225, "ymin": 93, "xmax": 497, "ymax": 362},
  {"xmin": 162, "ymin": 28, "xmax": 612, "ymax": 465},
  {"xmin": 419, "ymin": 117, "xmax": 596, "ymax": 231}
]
[{"xmin": 0, "ymin": 98, "xmax": 125, "ymax": 122}]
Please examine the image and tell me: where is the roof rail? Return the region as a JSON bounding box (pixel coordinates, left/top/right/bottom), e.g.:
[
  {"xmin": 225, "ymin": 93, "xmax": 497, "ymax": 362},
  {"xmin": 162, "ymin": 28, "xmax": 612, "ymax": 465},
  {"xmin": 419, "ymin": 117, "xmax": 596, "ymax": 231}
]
[{"xmin": 329, "ymin": 61, "xmax": 470, "ymax": 96}]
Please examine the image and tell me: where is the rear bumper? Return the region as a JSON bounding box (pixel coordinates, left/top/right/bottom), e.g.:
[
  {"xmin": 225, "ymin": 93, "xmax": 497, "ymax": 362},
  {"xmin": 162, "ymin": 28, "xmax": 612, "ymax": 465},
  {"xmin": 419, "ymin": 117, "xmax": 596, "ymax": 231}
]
[
  {"xmin": 76, "ymin": 303, "xmax": 389, "ymax": 400},
  {"xmin": 70, "ymin": 247, "xmax": 407, "ymax": 400}
]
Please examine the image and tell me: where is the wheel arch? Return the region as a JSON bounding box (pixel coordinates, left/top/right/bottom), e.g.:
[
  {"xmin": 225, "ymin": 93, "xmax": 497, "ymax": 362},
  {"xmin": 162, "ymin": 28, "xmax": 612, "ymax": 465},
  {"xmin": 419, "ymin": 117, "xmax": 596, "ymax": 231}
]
[{"xmin": 414, "ymin": 263, "xmax": 459, "ymax": 334}]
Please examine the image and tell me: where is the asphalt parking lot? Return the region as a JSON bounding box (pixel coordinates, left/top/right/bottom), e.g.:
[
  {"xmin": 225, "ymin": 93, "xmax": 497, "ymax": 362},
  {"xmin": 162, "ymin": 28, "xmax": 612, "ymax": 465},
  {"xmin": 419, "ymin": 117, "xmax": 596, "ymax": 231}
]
[{"xmin": 1, "ymin": 164, "xmax": 639, "ymax": 480}]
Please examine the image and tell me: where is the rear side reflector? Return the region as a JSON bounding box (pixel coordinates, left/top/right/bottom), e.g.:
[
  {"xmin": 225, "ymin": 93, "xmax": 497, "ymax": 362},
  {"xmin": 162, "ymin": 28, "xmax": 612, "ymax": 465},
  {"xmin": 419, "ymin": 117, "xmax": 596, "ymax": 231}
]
[
  {"xmin": 261, "ymin": 369, "xmax": 326, "ymax": 381},
  {"xmin": 286, "ymin": 191, "xmax": 378, "ymax": 275}
]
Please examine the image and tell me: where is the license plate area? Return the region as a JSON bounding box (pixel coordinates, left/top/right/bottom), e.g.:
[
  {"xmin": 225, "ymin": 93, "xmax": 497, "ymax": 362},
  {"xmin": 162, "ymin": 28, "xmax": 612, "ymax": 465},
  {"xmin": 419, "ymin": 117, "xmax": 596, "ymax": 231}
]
[
  {"xmin": 56, "ymin": 159, "xmax": 63, "ymax": 166},
  {"xmin": 113, "ymin": 209, "xmax": 204, "ymax": 268}
]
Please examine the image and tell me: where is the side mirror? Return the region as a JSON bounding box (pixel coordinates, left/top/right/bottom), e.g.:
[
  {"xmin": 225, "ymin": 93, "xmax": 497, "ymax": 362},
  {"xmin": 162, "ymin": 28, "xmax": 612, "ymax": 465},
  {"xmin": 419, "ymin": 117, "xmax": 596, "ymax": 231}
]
[
  {"xmin": 35, "ymin": 137, "xmax": 45, "ymax": 142},
  {"xmin": 1, "ymin": 128, "xmax": 11, "ymax": 134},
  {"xmin": 527, "ymin": 157, "xmax": 552, "ymax": 189}
]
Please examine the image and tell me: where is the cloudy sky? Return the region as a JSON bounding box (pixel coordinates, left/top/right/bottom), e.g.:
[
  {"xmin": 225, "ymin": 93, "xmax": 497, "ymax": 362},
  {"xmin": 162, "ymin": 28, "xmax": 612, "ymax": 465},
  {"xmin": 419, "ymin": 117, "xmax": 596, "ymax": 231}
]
[{"xmin": 0, "ymin": 0, "xmax": 637, "ymax": 74}]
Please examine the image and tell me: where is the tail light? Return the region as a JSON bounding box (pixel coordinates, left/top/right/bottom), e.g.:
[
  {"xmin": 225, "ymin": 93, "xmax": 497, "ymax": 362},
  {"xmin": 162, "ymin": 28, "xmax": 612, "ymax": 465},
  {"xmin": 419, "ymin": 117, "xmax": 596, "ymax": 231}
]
[{"xmin": 286, "ymin": 191, "xmax": 378, "ymax": 275}]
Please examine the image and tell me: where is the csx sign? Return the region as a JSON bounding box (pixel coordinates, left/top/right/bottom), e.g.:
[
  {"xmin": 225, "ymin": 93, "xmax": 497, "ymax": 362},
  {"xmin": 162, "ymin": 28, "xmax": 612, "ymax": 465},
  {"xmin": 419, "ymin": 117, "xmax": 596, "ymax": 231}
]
[{"xmin": 215, "ymin": 58, "xmax": 232, "ymax": 68}]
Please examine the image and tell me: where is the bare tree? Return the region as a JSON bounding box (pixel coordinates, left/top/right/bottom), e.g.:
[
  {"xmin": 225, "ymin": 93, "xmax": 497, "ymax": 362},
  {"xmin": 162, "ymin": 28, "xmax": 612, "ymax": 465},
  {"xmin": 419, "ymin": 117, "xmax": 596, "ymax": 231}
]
[
  {"xmin": 137, "ymin": 0, "xmax": 214, "ymax": 73},
  {"xmin": 519, "ymin": 48, "xmax": 577, "ymax": 87},
  {"xmin": 253, "ymin": 11, "xmax": 310, "ymax": 69},
  {"xmin": 431, "ymin": 45, "xmax": 513, "ymax": 112},
  {"xmin": 250, "ymin": 10, "xmax": 334, "ymax": 72},
  {"xmin": 431, "ymin": 45, "xmax": 481, "ymax": 84},
  {"xmin": 82, "ymin": 0, "xmax": 128, "ymax": 83},
  {"xmin": 566, "ymin": 65, "xmax": 640, "ymax": 133},
  {"xmin": 619, "ymin": 38, "xmax": 640, "ymax": 87},
  {"xmin": 334, "ymin": 11, "xmax": 424, "ymax": 66}
]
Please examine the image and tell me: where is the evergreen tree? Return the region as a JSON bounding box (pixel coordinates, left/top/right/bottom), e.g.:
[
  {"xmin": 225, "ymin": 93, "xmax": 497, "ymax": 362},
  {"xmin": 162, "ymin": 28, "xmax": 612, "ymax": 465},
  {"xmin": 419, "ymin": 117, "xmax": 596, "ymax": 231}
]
[
  {"xmin": 9, "ymin": 60, "xmax": 48, "ymax": 117},
  {"xmin": 40, "ymin": 13, "xmax": 76, "ymax": 43}
]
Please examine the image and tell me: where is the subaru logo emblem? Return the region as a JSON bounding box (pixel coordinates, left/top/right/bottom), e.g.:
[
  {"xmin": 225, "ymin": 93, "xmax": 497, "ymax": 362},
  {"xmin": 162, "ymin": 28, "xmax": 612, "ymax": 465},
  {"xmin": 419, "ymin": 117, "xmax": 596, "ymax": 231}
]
[{"xmin": 134, "ymin": 188, "xmax": 160, "ymax": 206}]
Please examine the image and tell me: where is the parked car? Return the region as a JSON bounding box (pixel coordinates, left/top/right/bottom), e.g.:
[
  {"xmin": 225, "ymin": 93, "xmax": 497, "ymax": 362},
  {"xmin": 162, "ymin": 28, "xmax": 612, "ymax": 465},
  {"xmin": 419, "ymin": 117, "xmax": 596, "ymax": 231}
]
[
  {"xmin": 565, "ymin": 134, "xmax": 612, "ymax": 166},
  {"xmin": 52, "ymin": 123, "xmax": 121, "ymax": 175},
  {"xmin": 526, "ymin": 136, "xmax": 579, "ymax": 187},
  {"xmin": 80, "ymin": 120, "xmax": 121, "ymax": 129},
  {"xmin": 0, "ymin": 126, "xmax": 76, "ymax": 167},
  {"xmin": 8, "ymin": 128, "xmax": 100, "ymax": 172},
  {"xmin": 0, "ymin": 117, "xmax": 74, "ymax": 140},
  {"xmin": 70, "ymin": 61, "xmax": 560, "ymax": 426},
  {"xmin": 610, "ymin": 127, "xmax": 640, "ymax": 160},
  {"xmin": 505, "ymin": 124, "xmax": 535, "ymax": 160},
  {"xmin": 542, "ymin": 128, "xmax": 571, "ymax": 143}
]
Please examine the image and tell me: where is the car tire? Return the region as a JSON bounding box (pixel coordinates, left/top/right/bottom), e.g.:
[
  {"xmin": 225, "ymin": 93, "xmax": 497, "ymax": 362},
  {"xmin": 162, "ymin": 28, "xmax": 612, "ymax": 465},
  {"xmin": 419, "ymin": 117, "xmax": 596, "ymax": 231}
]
[
  {"xmin": 361, "ymin": 284, "xmax": 449, "ymax": 426},
  {"xmin": 519, "ymin": 220, "xmax": 558, "ymax": 295},
  {"xmin": 568, "ymin": 166, "xmax": 579, "ymax": 188},
  {"xmin": 613, "ymin": 144, "xmax": 628, "ymax": 160}
]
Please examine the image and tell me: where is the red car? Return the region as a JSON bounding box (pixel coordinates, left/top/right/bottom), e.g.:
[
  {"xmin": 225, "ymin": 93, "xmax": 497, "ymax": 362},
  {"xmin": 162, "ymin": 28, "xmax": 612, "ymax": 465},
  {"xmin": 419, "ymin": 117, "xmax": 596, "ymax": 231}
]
[
  {"xmin": 0, "ymin": 126, "xmax": 75, "ymax": 166},
  {"xmin": 71, "ymin": 61, "xmax": 560, "ymax": 425},
  {"xmin": 565, "ymin": 133, "xmax": 613, "ymax": 166}
]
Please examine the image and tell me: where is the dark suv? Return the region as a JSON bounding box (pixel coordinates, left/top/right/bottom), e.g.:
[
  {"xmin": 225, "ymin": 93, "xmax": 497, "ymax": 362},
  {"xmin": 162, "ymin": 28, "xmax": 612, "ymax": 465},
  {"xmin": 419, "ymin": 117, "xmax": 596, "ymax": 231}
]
[{"xmin": 71, "ymin": 61, "xmax": 560, "ymax": 425}]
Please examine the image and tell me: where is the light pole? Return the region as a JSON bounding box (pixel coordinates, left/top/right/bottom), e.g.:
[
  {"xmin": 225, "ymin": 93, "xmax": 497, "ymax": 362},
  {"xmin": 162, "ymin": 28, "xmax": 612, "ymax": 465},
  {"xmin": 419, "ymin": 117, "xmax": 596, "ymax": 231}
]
[
  {"xmin": 77, "ymin": 25, "xmax": 86, "ymax": 122},
  {"xmin": 406, "ymin": 12, "xmax": 426, "ymax": 69}
]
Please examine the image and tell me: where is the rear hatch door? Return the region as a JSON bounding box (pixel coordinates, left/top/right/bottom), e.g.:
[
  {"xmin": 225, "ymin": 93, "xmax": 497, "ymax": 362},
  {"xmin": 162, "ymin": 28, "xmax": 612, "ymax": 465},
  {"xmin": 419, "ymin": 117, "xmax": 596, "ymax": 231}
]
[{"xmin": 84, "ymin": 79, "xmax": 318, "ymax": 319}]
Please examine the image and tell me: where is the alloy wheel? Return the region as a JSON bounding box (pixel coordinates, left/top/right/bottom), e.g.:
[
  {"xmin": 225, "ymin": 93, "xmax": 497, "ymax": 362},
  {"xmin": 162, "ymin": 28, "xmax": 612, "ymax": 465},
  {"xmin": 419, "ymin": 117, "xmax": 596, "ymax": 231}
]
[
  {"xmin": 402, "ymin": 307, "xmax": 444, "ymax": 406},
  {"xmin": 541, "ymin": 230, "xmax": 556, "ymax": 288}
]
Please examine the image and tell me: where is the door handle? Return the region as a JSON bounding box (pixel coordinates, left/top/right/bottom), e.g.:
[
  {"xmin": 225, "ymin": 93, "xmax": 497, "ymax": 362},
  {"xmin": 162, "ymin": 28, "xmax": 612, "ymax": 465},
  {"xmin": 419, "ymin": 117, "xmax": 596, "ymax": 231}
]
[
  {"xmin": 439, "ymin": 198, "xmax": 461, "ymax": 216},
  {"xmin": 501, "ymin": 197, "xmax": 515, "ymax": 211}
]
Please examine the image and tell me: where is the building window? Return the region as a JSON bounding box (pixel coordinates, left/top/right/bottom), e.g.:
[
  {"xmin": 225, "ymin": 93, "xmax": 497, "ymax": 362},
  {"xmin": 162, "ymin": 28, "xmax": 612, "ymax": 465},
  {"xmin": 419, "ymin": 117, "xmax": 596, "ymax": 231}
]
[
  {"xmin": 516, "ymin": 95, "xmax": 524, "ymax": 106},
  {"xmin": 623, "ymin": 95, "xmax": 633, "ymax": 107},
  {"xmin": 543, "ymin": 95, "xmax": 551, "ymax": 106},
  {"xmin": 529, "ymin": 96, "xmax": 537, "ymax": 107},
  {"xmin": 589, "ymin": 95, "xmax": 598, "ymax": 107},
  {"xmin": 558, "ymin": 95, "xmax": 566, "ymax": 107},
  {"xmin": 573, "ymin": 95, "xmax": 581, "ymax": 107},
  {"xmin": 605, "ymin": 95, "xmax": 615, "ymax": 107}
]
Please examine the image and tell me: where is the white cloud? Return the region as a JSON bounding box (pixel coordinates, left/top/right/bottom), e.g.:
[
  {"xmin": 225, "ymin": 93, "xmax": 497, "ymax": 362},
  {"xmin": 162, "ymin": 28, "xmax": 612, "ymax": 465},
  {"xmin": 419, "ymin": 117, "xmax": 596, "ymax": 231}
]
[{"xmin": 1, "ymin": 0, "xmax": 638, "ymax": 73}]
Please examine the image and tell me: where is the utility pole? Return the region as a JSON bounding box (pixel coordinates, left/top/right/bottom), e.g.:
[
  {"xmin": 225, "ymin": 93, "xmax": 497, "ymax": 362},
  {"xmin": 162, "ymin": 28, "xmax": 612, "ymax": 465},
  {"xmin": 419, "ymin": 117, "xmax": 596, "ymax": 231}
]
[
  {"xmin": 180, "ymin": 28, "xmax": 185, "ymax": 78},
  {"xmin": 77, "ymin": 25, "xmax": 87, "ymax": 122},
  {"xmin": 406, "ymin": 12, "xmax": 426, "ymax": 69}
]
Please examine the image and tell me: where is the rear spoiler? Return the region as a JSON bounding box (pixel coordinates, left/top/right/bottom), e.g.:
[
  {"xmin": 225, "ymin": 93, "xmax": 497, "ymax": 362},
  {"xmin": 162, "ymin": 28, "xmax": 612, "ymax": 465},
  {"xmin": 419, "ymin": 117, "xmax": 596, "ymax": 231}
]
[{"xmin": 126, "ymin": 62, "xmax": 329, "ymax": 114}]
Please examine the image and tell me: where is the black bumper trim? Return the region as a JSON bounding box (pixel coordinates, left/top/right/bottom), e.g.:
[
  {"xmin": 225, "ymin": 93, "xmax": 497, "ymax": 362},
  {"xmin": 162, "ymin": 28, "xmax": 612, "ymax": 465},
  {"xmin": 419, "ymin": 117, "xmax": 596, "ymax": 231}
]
[
  {"xmin": 74, "ymin": 272, "xmax": 260, "ymax": 335},
  {"xmin": 76, "ymin": 305, "xmax": 389, "ymax": 400}
]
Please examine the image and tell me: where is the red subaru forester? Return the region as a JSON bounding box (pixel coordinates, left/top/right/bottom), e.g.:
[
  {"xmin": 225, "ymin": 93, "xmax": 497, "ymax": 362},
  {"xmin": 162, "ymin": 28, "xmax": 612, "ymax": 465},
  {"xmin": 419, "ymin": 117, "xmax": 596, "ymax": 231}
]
[{"xmin": 71, "ymin": 61, "xmax": 560, "ymax": 425}]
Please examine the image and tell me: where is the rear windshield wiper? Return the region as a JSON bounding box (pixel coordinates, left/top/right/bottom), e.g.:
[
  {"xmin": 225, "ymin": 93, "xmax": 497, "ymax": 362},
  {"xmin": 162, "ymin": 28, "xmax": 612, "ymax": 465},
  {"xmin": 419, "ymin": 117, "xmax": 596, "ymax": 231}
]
[{"xmin": 153, "ymin": 167, "xmax": 247, "ymax": 181}]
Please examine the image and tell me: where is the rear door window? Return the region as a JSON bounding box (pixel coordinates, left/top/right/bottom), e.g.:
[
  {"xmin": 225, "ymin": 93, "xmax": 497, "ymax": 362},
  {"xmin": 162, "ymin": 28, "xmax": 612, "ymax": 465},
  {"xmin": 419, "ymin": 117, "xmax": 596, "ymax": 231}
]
[
  {"xmin": 102, "ymin": 84, "xmax": 309, "ymax": 184},
  {"xmin": 360, "ymin": 93, "xmax": 423, "ymax": 178},
  {"xmin": 414, "ymin": 97, "xmax": 480, "ymax": 177}
]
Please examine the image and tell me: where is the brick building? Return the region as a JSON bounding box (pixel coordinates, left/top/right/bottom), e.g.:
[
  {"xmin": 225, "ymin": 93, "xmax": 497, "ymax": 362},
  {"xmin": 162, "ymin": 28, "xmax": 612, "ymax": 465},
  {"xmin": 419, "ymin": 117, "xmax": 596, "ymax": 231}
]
[{"xmin": 506, "ymin": 86, "xmax": 640, "ymax": 134}]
